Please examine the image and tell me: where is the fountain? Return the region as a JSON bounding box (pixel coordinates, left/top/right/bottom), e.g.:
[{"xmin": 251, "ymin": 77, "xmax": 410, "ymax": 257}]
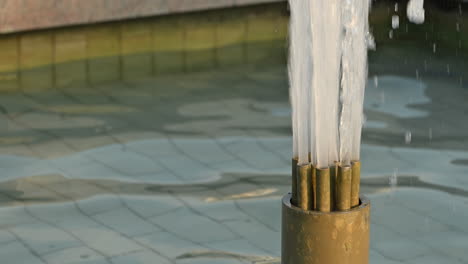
[{"xmin": 282, "ymin": 0, "xmax": 372, "ymax": 263}]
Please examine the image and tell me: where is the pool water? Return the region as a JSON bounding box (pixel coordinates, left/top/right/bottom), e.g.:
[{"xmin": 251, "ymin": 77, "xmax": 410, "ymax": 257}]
[{"xmin": 0, "ymin": 2, "xmax": 467, "ymax": 264}]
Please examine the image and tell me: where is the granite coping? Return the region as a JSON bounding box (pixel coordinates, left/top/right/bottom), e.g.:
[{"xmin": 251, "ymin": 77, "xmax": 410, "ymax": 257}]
[{"xmin": 0, "ymin": 0, "xmax": 284, "ymax": 34}]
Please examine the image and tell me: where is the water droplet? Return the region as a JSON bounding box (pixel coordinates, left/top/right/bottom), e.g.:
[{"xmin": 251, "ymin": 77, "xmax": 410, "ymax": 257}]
[
  {"xmin": 392, "ymin": 15, "xmax": 400, "ymax": 29},
  {"xmin": 374, "ymin": 75, "xmax": 379, "ymax": 87},
  {"xmin": 456, "ymin": 23, "xmax": 460, "ymax": 32},
  {"xmin": 367, "ymin": 32, "xmax": 376, "ymax": 50},
  {"xmin": 433, "ymin": 43, "xmax": 437, "ymax": 53},
  {"xmin": 389, "ymin": 30, "xmax": 394, "ymax": 39},
  {"xmin": 395, "ymin": 3, "xmax": 398, "ymax": 12},
  {"xmin": 405, "ymin": 131, "xmax": 412, "ymax": 144},
  {"xmin": 389, "ymin": 168, "xmax": 398, "ymax": 189}
]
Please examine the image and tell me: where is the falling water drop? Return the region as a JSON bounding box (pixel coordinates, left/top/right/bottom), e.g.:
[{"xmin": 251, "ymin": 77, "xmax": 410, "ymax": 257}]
[
  {"xmin": 407, "ymin": 0, "xmax": 425, "ymax": 24},
  {"xmin": 367, "ymin": 32, "xmax": 376, "ymax": 50},
  {"xmin": 392, "ymin": 15, "xmax": 400, "ymax": 29},
  {"xmin": 405, "ymin": 131, "xmax": 412, "ymax": 144},
  {"xmin": 389, "ymin": 30, "xmax": 394, "ymax": 39},
  {"xmin": 395, "ymin": 2, "xmax": 398, "ymax": 12},
  {"xmin": 389, "ymin": 168, "xmax": 398, "ymax": 189},
  {"xmin": 456, "ymin": 23, "xmax": 460, "ymax": 32},
  {"xmin": 374, "ymin": 76, "xmax": 379, "ymax": 87},
  {"xmin": 433, "ymin": 43, "xmax": 437, "ymax": 53}
]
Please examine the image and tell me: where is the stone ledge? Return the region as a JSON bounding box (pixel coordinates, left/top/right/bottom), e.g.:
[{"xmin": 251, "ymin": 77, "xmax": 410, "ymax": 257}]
[{"xmin": 0, "ymin": 0, "xmax": 284, "ymax": 34}]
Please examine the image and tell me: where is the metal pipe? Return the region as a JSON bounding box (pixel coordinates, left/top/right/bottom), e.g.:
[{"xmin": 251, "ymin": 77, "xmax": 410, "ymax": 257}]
[
  {"xmin": 291, "ymin": 157, "xmax": 298, "ymax": 206},
  {"xmin": 351, "ymin": 161, "xmax": 361, "ymax": 207},
  {"xmin": 297, "ymin": 164, "xmax": 312, "ymax": 210},
  {"xmin": 330, "ymin": 162, "xmax": 337, "ymax": 211},
  {"xmin": 316, "ymin": 167, "xmax": 331, "ymax": 212},
  {"xmin": 336, "ymin": 165, "xmax": 352, "ymax": 211},
  {"xmin": 282, "ymin": 194, "xmax": 371, "ymax": 264}
]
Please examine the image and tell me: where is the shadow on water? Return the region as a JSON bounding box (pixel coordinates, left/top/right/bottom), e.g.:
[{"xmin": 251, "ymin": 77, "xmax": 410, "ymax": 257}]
[{"xmin": 0, "ymin": 172, "xmax": 467, "ymax": 208}]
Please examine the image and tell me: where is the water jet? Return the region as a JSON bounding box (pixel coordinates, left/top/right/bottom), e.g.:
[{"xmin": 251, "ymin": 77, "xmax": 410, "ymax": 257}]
[{"xmin": 282, "ymin": 0, "xmax": 372, "ymax": 263}]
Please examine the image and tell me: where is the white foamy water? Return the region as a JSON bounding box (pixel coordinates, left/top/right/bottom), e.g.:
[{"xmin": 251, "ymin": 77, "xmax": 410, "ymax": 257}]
[
  {"xmin": 407, "ymin": 0, "xmax": 425, "ymax": 24},
  {"xmin": 288, "ymin": 0, "xmax": 372, "ymax": 168},
  {"xmin": 392, "ymin": 15, "xmax": 400, "ymax": 29},
  {"xmin": 310, "ymin": 0, "xmax": 342, "ymax": 168},
  {"xmin": 288, "ymin": 0, "xmax": 313, "ymax": 165},
  {"xmin": 339, "ymin": 0, "xmax": 371, "ymax": 165}
]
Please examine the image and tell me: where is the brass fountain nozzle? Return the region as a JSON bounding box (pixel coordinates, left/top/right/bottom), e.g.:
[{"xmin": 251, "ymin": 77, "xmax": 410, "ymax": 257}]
[{"xmin": 282, "ymin": 159, "xmax": 370, "ymax": 264}]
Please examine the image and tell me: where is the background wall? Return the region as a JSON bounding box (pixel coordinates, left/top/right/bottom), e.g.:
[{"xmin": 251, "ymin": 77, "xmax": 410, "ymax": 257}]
[{"xmin": 0, "ymin": 0, "xmax": 282, "ymax": 34}]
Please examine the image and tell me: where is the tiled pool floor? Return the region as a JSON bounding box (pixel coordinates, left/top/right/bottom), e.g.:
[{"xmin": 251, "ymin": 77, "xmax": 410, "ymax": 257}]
[{"xmin": 0, "ymin": 63, "xmax": 467, "ymax": 263}]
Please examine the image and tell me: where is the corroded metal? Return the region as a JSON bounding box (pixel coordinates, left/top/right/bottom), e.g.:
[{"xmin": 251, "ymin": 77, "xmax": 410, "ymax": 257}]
[
  {"xmin": 282, "ymin": 194, "xmax": 371, "ymax": 264},
  {"xmin": 336, "ymin": 165, "xmax": 352, "ymax": 211},
  {"xmin": 296, "ymin": 164, "xmax": 312, "ymax": 210},
  {"xmin": 291, "ymin": 157, "xmax": 298, "ymax": 206},
  {"xmin": 316, "ymin": 167, "xmax": 331, "ymax": 212},
  {"xmin": 351, "ymin": 161, "xmax": 361, "ymax": 208}
]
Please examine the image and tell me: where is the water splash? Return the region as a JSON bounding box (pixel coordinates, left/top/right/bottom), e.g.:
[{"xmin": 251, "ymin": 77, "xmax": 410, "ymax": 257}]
[
  {"xmin": 288, "ymin": 0, "xmax": 371, "ymax": 167},
  {"xmin": 392, "ymin": 15, "xmax": 400, "ymax": 29},
  {"xmin": 405, "ymin": 131, "xmax": 412, "ymax": 144},
  {"xmin": 407, "ymin": 0, "xmax": 425, "ymax": 24},
  {"xmin": 339, "ymin": 0, "xmax": 372, "ymax": 165},
  {"xmin": 288, "ymin": 0, "xmax": 313, "ymax": 164}
]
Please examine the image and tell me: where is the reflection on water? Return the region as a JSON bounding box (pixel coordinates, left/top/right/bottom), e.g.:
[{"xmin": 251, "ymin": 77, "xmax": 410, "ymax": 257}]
[{"xmin": 0, "ymin": 1, "xmax": 467, "ymax": 264}]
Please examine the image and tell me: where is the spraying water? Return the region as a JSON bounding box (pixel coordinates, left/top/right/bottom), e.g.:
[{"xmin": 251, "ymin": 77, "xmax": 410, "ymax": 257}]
[
  {"xmin": 288, "ymin": 0, "xmax": 372, "ymax": 168},
  {"xmin": 407, "ymin": 0, "xmax": 425, "ymax": 24},
  {"xmin": 289, "ymin": 0, "xmax": 313, "ymax": 165},
  {"xmin": 310, "ymin": 0, "xmax": 342, "ymax": 168},
  {"xmin": 340, "ymin": 0, "xmax": 371, "ymax": 165}
]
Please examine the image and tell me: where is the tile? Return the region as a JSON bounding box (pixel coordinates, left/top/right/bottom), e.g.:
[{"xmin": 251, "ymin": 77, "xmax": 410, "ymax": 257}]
[
  {"xmin": 153, "ymin": 17, "xmax": 184, "ymax": 74},
  {"xmin": 373, "ymin": 236, "xmax": 432, "ymax": 262},
  {"xmin": 0, "ymin": 230, "xmax": 16, "ymax": 244},
  {"xmin": 111, "ymin": 250, "xmax": 171, "ymax": 264},
  {"xmin": 87, "ymin": 24, "xmax": 120, "ymax": 83},
  {"xmin": 0, "ymin": 241, "xmax": 44, "ymax": 264},
  {"xmin": 150, "ymin": 207, "xmax": 237, "ymax": 243},
  {"xmin": 171, "ymin": 138, "xmax": 234, "ymax": 164},
  {"xmin": 90, "ymin": 150, "xmax": 164, "ymax": 176},
  {"xmin": 0, "ymin": 207, "xmax": 35, "ymax": 228},
  {"xmin": 93, "ymin": 207, "xmax": 160, "ymax": 237},
  {"xmin": 406, "ymin": 254, "xmax": 463, "ymax": 264},
  {"xmin": 224, "ymin": 219, "xmax": 279, "ymax": 256},
  {"xmin": 54, "ymin": 28, "xmax": 88, "ymax": 87},
  {"xmin": 77, "ymin": 195, "xmax": 122, "ymax": 216},
  {"xmin": 68, "ymin": 226, "xmax": 142, "ymax": 256},
  {"xmin": 121, "ymin": 195, "xmax": 184, "ymax": 219},
  {"xmin": 204, "ymin": 239, "xmax": 270, "ymax": 257},
  {"xmin": 43, "ymin": 246, "xmax": 105, "ymax": 264},
  {"xmin": 121, "ymin": 21, "xmax": 153, "ymax": 80},
  {"xmin": 135, "ymin": 231, "xmax": 207, "ymax": 259},
  {"xmin": 19, "ymin": 31, "xmax": 54, "ymax": 91},
  {"xmin": 183, "ymin": 13, "xmax": 216, "ymax": 72},
  {"xmin": 11, "ymin": 222, "xmax": 81, "ymax": 255},
  {"xmin": 0, "ymin": 34, "xmax": 19, "ymax": 92}
]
